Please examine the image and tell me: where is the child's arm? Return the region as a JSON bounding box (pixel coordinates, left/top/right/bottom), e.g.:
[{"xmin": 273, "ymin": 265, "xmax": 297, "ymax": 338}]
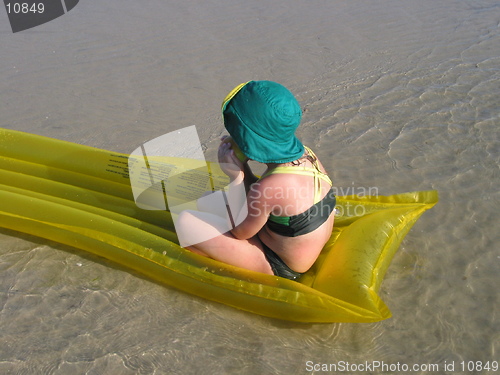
[{"xmin": 242, "ymin": 162, "xmax": 258, "ymax": 192}]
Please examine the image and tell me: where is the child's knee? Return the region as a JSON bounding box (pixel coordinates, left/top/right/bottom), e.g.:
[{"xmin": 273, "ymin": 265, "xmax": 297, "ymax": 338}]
[{"xmin": 176, "ymin": 210, "xmax": 196, "ymax": 230}]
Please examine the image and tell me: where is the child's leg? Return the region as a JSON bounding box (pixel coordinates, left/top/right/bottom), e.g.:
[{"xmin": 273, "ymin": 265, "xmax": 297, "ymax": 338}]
[{"xmin": 176, "ymin": 210, "xmax": 273, "ymax": 275}]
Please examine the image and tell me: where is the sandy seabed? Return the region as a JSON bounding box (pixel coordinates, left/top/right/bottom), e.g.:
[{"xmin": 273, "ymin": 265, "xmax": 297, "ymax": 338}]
[{"xmin": 0, "ymin": 0, "xmax": 498, "ymax": 374}]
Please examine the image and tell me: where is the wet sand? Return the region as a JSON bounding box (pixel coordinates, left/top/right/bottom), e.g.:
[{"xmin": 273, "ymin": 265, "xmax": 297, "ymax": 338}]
[{"xmin": 1, "ymin": 0, "xmax": 498, "ymax": 373}]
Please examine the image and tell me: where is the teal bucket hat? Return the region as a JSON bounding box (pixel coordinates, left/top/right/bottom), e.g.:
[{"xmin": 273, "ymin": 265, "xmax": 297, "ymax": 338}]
[{"xmin": 221, "ymin": 80, "xmax": 304, "ymax": 164}]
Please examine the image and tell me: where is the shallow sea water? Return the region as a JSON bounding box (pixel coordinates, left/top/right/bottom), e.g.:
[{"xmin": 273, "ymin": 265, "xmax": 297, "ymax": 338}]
[{"xmin": 0, "ymin": 0, "xmax": 498, "ymax": 374}]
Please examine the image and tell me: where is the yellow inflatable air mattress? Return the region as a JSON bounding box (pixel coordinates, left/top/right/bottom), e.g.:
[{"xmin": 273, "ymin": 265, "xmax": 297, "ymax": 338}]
[{"xmin": 0, "ymin": 128, "xmax": 437, "ymax": 323}]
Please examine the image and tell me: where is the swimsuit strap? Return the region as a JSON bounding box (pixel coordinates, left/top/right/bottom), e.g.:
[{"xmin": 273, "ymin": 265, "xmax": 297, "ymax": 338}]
[
  {"xmin": 260, "ymin": 146, "xmax": 332, "ymax": 203},
  {"xmin": 261, "ymin": 167, "xmax": 331, "ymax": 183},
  {"xmin": 303, "ymin": 146, "xmax": 321, "ymax": 169}
]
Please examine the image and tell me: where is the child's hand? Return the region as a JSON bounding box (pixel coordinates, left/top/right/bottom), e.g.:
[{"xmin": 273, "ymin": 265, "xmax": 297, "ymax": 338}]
[
  {"xmin": 220, "ymin": 135, "xmax": 248, "ymax": 163},
  {"xmin": 218, "ymin": 141, "xmax": 244, "ymax": 180}
]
